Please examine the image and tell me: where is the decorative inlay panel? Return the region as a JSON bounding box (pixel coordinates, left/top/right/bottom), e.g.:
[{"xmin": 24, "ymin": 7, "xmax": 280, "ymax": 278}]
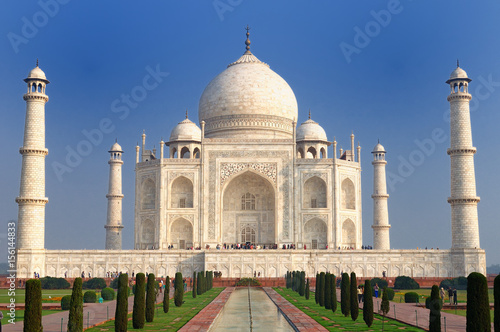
[{"xmin": 220, "ymin": 162, "xmax": 277, "ymax": 187}]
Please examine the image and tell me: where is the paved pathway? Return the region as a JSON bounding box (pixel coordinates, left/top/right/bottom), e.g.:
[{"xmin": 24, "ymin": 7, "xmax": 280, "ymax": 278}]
[
  {"xmin": 178, "ymin": 287, "xmax": 234, "ymax": 332},
  {"xmin": 264, "ymin": 287, "xmax": 328, "ymax": 331}
]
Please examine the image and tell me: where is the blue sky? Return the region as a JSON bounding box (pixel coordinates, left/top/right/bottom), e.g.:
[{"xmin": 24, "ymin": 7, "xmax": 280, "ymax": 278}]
[{"xmin": 1, "ymin": 1, "xmax": 500, "ymax": 266}]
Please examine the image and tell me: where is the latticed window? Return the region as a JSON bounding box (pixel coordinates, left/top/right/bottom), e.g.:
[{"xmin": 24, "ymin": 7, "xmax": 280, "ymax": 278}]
[
  {"xmin": 179, "ymin": 198, "xmax": 186, "ymax": 208},
  {"xmin": 241, "ymin": 193, "xmax": 256, "ymax": 210},
  {"xmin": 241, "ymin": 227, "xmax": 256, "ymax": 243}
]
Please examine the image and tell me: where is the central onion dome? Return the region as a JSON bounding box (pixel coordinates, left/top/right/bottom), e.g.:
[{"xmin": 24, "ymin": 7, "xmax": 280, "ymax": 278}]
[{"xmin": 198, "ymin": 28, "xmax": 298, "ymax": 139}]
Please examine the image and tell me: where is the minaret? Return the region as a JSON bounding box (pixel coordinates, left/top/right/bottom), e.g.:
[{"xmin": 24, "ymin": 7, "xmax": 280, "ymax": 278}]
[
  {"xmin": 16, "ymin": 61, "xmax": 49, "ymax": 250},
  {"xmin": 105, "ymin": 141, "xmax": 124, "ymax": 250},
  {"xmin": 446, "ymin": 63, "xmax": 480, "ymax": 249},
  {"xmin": 371, "ymin": 141, "xmax": 391, "ymax": 249}
]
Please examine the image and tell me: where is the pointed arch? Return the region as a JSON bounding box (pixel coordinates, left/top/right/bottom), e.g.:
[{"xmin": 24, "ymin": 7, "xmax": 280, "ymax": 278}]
[
  {"xmin": 180, "ymin": 146, "xmax": 190, "ymax": 158},
  {"xmin": 141, "ymin": 179, "xmax": 156, "ymax": 209},
  {"xmin": 193, "ymin": 147, "xmax": 200, "ymax": 158},
  {"xmin": 303, "ymin": 218, "xmax": 327, "ymax": 249},
  {"xmin": 342, "ymin": 218, "xmax": 356, "ymax": 248},
  {"xmin": 222, "ymin": 171, "xmax": 275, "ymax": 245},
  {"xmin": 169, "ymin": 218, "xmax": 193, "ymax": 249},
  {"xmin": 341, "ymin": 178, "xmax": 355, "ymax": 210},
  {"xmin": 297, "ymin": 147, "xmax": 304, "ymax": 159},
  {"xmin": 303, "ymin": 176, "xmax": 327, "ymax": 208},
  {"xmin": 306, "ymin": 146, "xmax": 316, "ymax": 159},
  {"xmin": 170, "ymin": 176, "xmax": 193, "ymax": 208}
]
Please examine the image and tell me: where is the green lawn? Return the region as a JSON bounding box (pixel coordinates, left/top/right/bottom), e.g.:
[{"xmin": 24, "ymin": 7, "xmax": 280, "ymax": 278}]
[
  {"xmin": 85, "ymin": 288, "xmax": 223, "ymax": 331},
  {"xmin": 0, "ymin": 288, "xmax": 75, "ymax": 303},
  {"xmin": 274, "ymin": 287, "xmax": 422, "ymax": 331},
  {"xmin": 442, "ymin": 309, "xmax": 494, "ymax": 323},
  {"xmin": 0, "ymin": 309, "xmax": 60, "ymax": 325},
  {"xmin": 392, "ymin": 288, "xmax": 494, "ymax": 304}
]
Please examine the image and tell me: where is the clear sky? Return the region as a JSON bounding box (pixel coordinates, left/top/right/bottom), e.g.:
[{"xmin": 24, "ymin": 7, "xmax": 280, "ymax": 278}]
[{"xmin": 1, "ymin": 1, "xmax": 500, "ymax": 266}]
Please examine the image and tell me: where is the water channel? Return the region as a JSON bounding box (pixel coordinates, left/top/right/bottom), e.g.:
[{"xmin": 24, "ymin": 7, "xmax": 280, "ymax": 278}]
[{"xmin": 209, "ymin": 287, "xmax": 295, "ymax": 331}]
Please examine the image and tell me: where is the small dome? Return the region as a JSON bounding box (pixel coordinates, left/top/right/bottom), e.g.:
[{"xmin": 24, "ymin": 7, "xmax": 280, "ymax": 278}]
[
  {"xmin": 25, "ymin": 64, "xmax": 49, "ymax": 83},
  {"xmin": 169, "ymin": 117, "xmax": 201, "ymax": 142},
  {"xmin": 296, "ymin": 119, "xmax": 327, "ymax": 141},
  {"xmin": 372, "ymin": 142, "xmax": 386, "ymax": 153},
  {"xmin": 449, "ymin": 66, "xmax": 468, "ymax": 80},
  {"xmin": 109, "ymin": 142, "xmax": 123, "ymax": 152}
]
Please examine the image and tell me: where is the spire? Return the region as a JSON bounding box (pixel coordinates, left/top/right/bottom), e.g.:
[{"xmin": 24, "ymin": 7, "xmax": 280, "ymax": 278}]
[
  {"xmin": 244, "ymin": 25, "xmax": 251, "ymax": 54},
  {"xmin": 308, "ymin": 109, "xmax": 311, "ymax": 119},
  {"xmin": 36, "ymin": 58, "xmax": 39, "ymax": 67},
  {"xmin": 457, "ymin": 59, "xmax": 459, "ymax": 67},
  {"xmin": 186, "ymin": 109, "xmax": 188, "ymax": 119}
]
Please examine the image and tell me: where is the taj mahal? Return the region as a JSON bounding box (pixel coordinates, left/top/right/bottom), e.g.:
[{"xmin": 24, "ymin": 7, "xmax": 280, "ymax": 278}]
[{"xmin": 15, "ymin": 30, "xmax": 486, "ymax": 279}]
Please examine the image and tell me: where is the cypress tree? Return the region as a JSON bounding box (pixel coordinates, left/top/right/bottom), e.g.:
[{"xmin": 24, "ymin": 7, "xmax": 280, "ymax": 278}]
[
  {"xmin": 162, "ymin": 276, "xmax": 170, "ymax": 313},
  {"xmin": 381, "ymin": 287, "xmax": 390, "ymax": 330},
  {"xmin": 174, "ymin": 272, "xmax": 184, "ymax": 307},
  {"xmin": 428, "ymin": 285, "xmax": 442, "ymax": 332},
  {"xmin": 350, "ymin": 272, "xmax": 358, "ymax": 321},
  {"xmin": 205, "ymin": 271, "xmax": 209, "ymax": 293},
  {"xmin": 68, "ymin": 277, "xmax": 83, "ymax": 332},
  {"xmin": 24, "ymin": 278, "xmax": 42, "ymax": 332},
  {"xmin": 340, "ymin": 272, "xmax": 350, "ymax": 317},
  {"xmin": 318, "ymin": 272, "xmax": 326, "ymax": 306},
  {"xmin": 192, "ymin": 272, "xmax": 197, "ymax": 298},
  {"xmin": 305, "ymin": 278, "xmax": 310, "ymax": 300},
  {"xmin": 145, "ymin": 273, "xmax": 155, "ymax": 323},
  {"xmin": 315, "ymin": 273, "xmax": 319, "ymax": 304},
  {"xmin": 467, "ymin": 272, "xmax": 491, "ymax": 332},
  {"xmin": 115, "ymin": 274, "xmax": 128, "ymax": 332},
  {"xmin": 197, "ymin": 271, "xmax": 202, "ymax": 295},
  {"xmin": 291, "ymin": 271, "xmax": 295, "ymax": 291},
  {"xmin": 331, "ymin": 275, "xmax": 337, "ymax": 313},
  {"xmin": 494, "ymin": 274, "xmax": 499, "ymax": 332},
  {"xmin": 299, "ymin": 271, "xmax": 305, "ymax": 296},
  {"xmin": 133, "ymin": 273, "xmax": 146, "ymax": 329},
  {"xmin": 325, "ymin": 273, "xmax": 332, "ymax": 309},
  {"xmin": 363, "ymin": 280, "xmax": 373, "ymax": 327}
]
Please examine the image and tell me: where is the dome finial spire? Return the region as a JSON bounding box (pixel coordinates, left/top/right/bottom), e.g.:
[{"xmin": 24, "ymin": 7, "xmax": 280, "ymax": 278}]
[
  {"xmin": 308, "ymin": 109, "xmax": 311, "ymax": 119},
  {"xmin": 186, "ymin": 109, "xmax": 188, "ymax": 119},
  {"xmin": 457, "ymin": 59, "xmax": 459, "ymax": 67},
  {"xmin": 244, "ymin": 25, "xmax": 251, "ymax": 54},
  {"xmin": 36, "ymin": 58, "xmax": 39, "ymax": 67}
]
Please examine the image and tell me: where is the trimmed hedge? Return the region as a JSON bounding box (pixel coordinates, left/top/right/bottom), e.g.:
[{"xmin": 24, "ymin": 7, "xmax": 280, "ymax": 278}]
[
  {"xmin": 40, "ymin": 276, "xmax": 70, "ymax": 289},
  {"xmin": 145, "ymin": 273, "xmax": 156, "ymax": 322},
  {"xmin": 25, "ymin": 279, "xmax": 43, "ymax": 332},
  {"xmin": 363, "ymin": 280, "xmax": 373, "ymax": 327},
  {"xmin": 83, "ymin": 290, "xmax": 97, "ymax": 303},
  {"xmin": 192, "ymin": 272, "xmax": 197, "ymax": 298},
  {"xmin": 61, "ymin": 295, "xmax": 72, "ymax": 310},
  {"xmin": 133, "ymin": 273, "xmax": 146, "ymax": 329},
  {"xmin": 163, "ymin": 276, "xmax": 170, "ymax": 313},
  {"xmin": 330, "ymin": 275, "xmax": 337, "ymax": 313},
  {"xmin": 115, "ymin": 274, "xmax": 128, "ymax": 332},
  {"xmin": 305, "ymin": 278, "xmax": 310, "ymax": 300},
  {"xmin": 318, "ymin": 272, "xmax": 325, "ymax": 307},
  {"xmin": 382, "ymin": 287, "xmax": 395, "ymax": 301},
  {"xmin": 68, "ymin": 277, "xmax": 83, "ymax": 332},
  {"xmin": 174, "ymin": 272, "xmax": 184, "ymax": 307},
  {"xmin": 340, "ymin": 273, "xmax": 350, "ymax": 317},
  {"xmin": 101, "ymin": 287, "xmax": 115, "ymax": 301},
  {"xmin": 494, "ymin": 274, "xmax": 499, "ymax": 332},
  {"xmin": 394, "ymin": 276, "xmax": 419, "ymax": 290},
  {"xmin": 324, "ymin": 273, "xmax": 331, "ymax": 309},
  {"xmin": 466, "ymin": 272, "xmax": 490, "ymax": 331},
  {"xmin": 404, "ymin": 292, "xmax": 419, "ymax": 303},
  {"xmin": 82, "ymin": 278, "xmax": 107, "ymax": 290},
  {"xmin": 350, "ymin": 272, "xmax": 358, "ymax": 321},
  {"xmin": 428, "ymin": 285, "xmax": 442, "ymax": 332},
  {"xmin": 370, "ymin": 277, "xmax": 388, "ymax": 290},
  {"xmin": 439, "ymin": 276, "xmax": 468, "ymax": 291}
]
